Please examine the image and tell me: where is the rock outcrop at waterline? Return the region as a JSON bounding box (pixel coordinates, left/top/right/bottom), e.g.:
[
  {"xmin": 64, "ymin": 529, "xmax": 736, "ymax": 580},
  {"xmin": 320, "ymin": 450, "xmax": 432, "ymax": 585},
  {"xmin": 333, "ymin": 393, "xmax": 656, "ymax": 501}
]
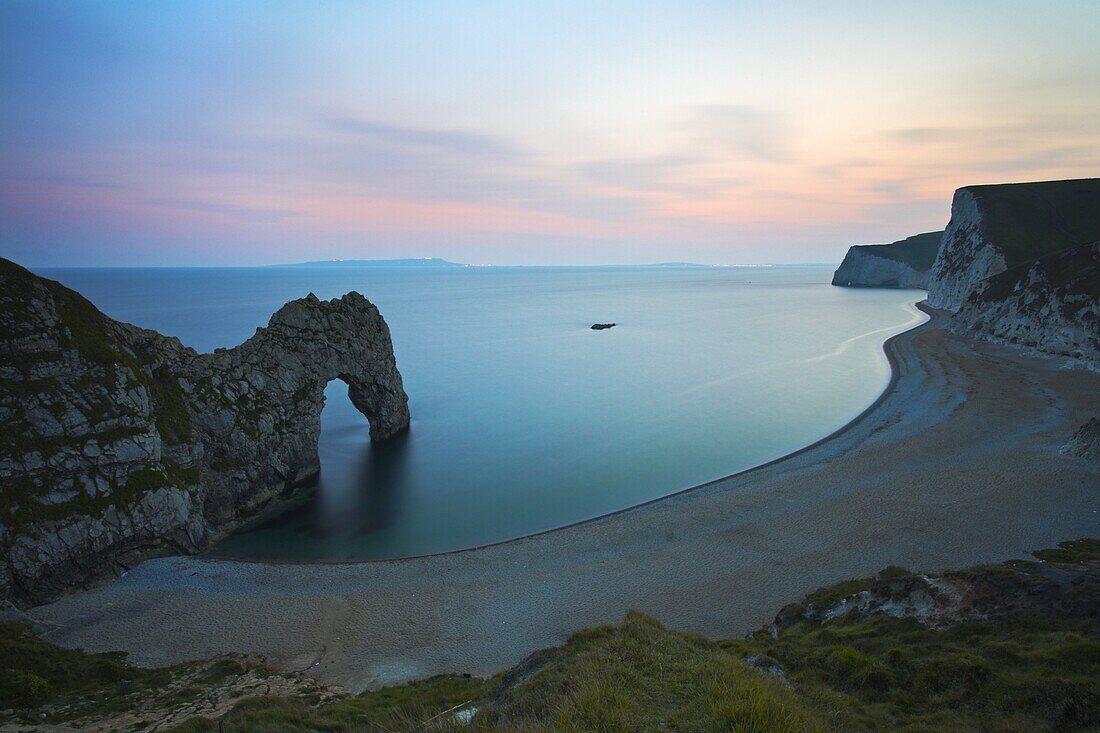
[
  {"xmin": 0, "ymin": 258, "xmax": 410, "ymax": 604},
  {"xmin": 831, "ymin": 231, "xmax": 943, "ymax": 289}
]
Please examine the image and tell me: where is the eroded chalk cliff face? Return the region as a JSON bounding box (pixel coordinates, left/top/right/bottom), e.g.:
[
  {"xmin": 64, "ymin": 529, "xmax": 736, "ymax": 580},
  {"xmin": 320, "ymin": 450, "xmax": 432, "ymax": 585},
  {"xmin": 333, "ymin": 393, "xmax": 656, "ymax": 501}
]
[
  {"xmin": 925, "ymin": 189, "xmax": 1007, "ymax": 310},
  {"xmin": 832, "ymin": 253, "xmax": 925, "ymax": 288},
  {"xmin": 832, "ymin": 232, "xmax": 942, "ymax": 289},
  {"xmin": 0, "ymin": 259, "xmax": 409, "ymax": 603},
  {"xmin": 951, "ymin": 242, "xmax": 1099, "ymax": 363},
  {"xmin": 926, "ymin": 179, "xmax": 1100, "ymax": 312},
  {"xmin": 833, "ymin": 179, "xmax": 1100, "ymax": 365},
  {"xmin": 925, "ymin": 180, "xmax": 1100, "ymax": 364}
]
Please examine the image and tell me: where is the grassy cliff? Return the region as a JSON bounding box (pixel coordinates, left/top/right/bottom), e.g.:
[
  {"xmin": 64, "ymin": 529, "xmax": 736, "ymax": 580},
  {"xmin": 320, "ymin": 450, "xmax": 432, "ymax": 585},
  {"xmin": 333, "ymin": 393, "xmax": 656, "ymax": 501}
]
[
  {"xmin": 849, "ymin": 231, "xmax": 944, "ymax": 270},
  {"xmin": 832, "ymin": 231, "xmax": 944, "ymax": 288},
  {"xmin": 965, "ymin": 178, "xmax": 1100, "ymax": 267}
]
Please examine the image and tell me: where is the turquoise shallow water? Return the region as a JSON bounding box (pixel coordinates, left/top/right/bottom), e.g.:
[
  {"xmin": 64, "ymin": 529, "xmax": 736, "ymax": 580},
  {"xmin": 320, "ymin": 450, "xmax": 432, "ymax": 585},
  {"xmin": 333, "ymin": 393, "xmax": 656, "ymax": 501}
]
[{"xmin": 42, "ymin": 266, "xmax": 924, "ymax": 561}]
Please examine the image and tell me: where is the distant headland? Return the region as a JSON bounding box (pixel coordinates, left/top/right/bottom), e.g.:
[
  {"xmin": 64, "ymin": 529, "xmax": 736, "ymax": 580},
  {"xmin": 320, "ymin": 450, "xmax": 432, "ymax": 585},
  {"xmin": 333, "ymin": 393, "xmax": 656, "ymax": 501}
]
[
  {"xmin": 269, "ymin": 259, "xmax": 836, "ymax": 269},
  {"xmin": 270, "ymin": 257, "xmax": 466, "ymax": 268}
]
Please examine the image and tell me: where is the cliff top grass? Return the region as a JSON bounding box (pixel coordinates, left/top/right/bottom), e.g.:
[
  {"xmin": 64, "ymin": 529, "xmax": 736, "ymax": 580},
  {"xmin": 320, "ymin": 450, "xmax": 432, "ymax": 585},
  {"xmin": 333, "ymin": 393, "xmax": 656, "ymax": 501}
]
[
  {"xmin": 170, "ymin": 613, "xmax": 821, "ymax": 733},
  {"xmin": 850, "ymin": 231, "xmax": 944, "ymax": 270},
  {"xmin": 0, "ymin": 621, "xmax": 174, "ymax": 716},
  {"xmin": 1033, "ymin": 537, "xmax": 1100, "ymax": 568},
  {"xmin": 724, "ymin": 615, "xmax": 1100, "ymax": 732},
  {"xmin": 965, "ymin": 177, "xmax": 1100, "ymax": 267},
  {"xmin": 5, "ymin": 541, "xmax": 1099, "ymax": 732}
]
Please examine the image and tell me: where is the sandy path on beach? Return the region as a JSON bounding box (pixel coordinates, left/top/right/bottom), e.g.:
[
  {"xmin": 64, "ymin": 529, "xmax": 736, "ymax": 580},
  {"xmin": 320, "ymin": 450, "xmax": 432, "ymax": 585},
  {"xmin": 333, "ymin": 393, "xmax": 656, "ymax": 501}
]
[{"xmin": 29, "ymin": 308, "xmax": 1100, "ymax": 692}]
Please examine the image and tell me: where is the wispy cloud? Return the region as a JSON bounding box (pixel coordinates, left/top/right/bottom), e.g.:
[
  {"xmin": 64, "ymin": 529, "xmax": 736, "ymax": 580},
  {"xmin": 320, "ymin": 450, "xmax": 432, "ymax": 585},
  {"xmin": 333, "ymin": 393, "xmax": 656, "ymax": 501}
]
[
  {"xmin": 3, "ymin": 1, "xmax": 1099, "ymax": 265},
  {"xmin": 324, "ymin": 115, "xmax": 520, "ymax": 160},
  {"xmin": 687, "ymin": 105, "xmax": 794, "ymax": 163},
  {"xmin": 141, "ymin": 198, "xmax": 298, "ymax": 223}
]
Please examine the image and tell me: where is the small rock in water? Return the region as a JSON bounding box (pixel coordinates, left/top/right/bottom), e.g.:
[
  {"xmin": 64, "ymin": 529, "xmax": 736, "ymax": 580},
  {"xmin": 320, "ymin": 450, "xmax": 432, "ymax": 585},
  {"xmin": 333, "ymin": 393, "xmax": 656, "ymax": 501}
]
[{"xmin": 590, "ymin": 323, "xmax": 616, "ymax": 330}]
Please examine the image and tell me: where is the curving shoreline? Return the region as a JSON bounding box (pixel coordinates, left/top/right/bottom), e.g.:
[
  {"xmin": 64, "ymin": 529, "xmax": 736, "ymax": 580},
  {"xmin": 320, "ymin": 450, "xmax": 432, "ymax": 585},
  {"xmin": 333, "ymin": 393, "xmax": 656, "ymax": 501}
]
[
  {"xmin": 26, "ymin": 304, "xmax": 1100, "ymax": 692},
  {"xmin": 214, "ymin": 298, "xmax": 929, "ymax": 567}
]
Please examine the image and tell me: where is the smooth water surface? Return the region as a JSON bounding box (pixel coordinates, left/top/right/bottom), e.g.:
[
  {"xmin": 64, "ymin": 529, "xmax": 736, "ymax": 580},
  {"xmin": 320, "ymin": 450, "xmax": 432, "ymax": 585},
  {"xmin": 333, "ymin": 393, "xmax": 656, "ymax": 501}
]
[{"xmin": 42, "ymin": 266, "xmax": 924, "ymax": 561}]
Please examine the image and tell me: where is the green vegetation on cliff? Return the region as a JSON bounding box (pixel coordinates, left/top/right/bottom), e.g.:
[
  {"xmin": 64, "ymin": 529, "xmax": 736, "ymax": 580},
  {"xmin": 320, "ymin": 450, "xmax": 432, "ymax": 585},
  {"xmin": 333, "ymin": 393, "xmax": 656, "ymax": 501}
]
[
  {"xmin": 0, "ymin": 257, "xmax": 194, "ymax": 456},
  {"xmin": 0, "ymin": 621, "xmax": 174, "ymax": 715},
  {"xmin": 852, "ymin": 231, "xmax": 943, "ymax": 270},
  {"xmin": 4, "ymin": 540, "xmax": 1098, "ymax": 732},
  {"xmin": 973, "ymin": 240, "xmax": 1100, "ymax": 305},
  {"xmin": 966, "ymin": 178, "xmax": 1100, "ymax": 267},
  {"xmin": 724, "ymin": 611, "xmax": 1100, "ymax": 731}
]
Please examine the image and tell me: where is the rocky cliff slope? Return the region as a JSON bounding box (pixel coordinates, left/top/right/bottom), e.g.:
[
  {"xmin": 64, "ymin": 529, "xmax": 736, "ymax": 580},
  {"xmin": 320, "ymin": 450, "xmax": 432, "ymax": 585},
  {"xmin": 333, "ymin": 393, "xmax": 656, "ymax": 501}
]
[
  {"xmin": 831, "ymin": 231, "xmax": 942, "ymax": 289},
  {"xmin": 927, "ymin": 178, "xmax": 1100, "ymax": 310},
  {"xmin": 833, "ymin": 178, "xmax": 1100, "ymax": 365},
  {"xmin": 771, "ymin": 538, "xmax": 1100, "ymax": 634},
  {"xmin": 953, "ymin": 240, "xmax": 1099, "ymax": 362},
  {"xmin": 0, "ymin": 258, "xmax": 409, "ymax": 604},
  {"xmin": 927, "ymin": 179, "xmax": 1100, "ymax": 364}
]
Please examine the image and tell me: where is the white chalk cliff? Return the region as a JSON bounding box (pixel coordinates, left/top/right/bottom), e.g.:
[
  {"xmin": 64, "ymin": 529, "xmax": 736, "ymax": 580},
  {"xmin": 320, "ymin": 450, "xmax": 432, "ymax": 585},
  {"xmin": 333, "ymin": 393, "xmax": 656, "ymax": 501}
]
[{"xmin": 835, "ymin": 179, "xmax": 1100, "ymax": 365}]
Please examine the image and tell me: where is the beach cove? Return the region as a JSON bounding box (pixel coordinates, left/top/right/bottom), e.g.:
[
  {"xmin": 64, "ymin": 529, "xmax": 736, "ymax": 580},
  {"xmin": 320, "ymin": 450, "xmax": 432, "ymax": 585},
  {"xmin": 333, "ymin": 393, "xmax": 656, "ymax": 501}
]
[{"xmin": 28, "ymin": 305, "xmax": 1100, "ymax": 692}]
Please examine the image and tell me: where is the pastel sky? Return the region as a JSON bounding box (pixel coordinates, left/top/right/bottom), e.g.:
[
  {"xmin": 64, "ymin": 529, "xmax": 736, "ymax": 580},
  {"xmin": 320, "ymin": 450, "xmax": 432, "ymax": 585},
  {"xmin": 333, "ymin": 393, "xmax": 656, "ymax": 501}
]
[{"xmin": 2, "ymin": 1, "xmax": 1099, "ymax": 266}]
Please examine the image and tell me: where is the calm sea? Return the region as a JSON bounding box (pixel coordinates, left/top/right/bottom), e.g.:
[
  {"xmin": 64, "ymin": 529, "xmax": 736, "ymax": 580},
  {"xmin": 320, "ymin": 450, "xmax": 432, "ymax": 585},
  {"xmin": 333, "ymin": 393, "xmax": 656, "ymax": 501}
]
[{"xmin": 41, "ymin": 266, "xmax": 924, "ymax": 561}]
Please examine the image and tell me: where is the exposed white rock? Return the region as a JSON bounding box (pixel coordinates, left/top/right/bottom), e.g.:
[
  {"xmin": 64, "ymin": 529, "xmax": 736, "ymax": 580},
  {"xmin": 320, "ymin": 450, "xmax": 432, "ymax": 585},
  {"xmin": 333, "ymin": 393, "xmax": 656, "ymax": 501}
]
[
  {"xmin": 926, "ymin": 189, "xmax": 1007, "ymax": 311},
  {"xmin": 832, "ymin": 251, "xmax": 929, "ymax": 289},
  {"xmin": 832, "ymin": 231, "xmax": 943, "ymax": 290},
  {"xmin": 950, "ymin": 242, "xmax": 1099, "ymax": 365}
]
